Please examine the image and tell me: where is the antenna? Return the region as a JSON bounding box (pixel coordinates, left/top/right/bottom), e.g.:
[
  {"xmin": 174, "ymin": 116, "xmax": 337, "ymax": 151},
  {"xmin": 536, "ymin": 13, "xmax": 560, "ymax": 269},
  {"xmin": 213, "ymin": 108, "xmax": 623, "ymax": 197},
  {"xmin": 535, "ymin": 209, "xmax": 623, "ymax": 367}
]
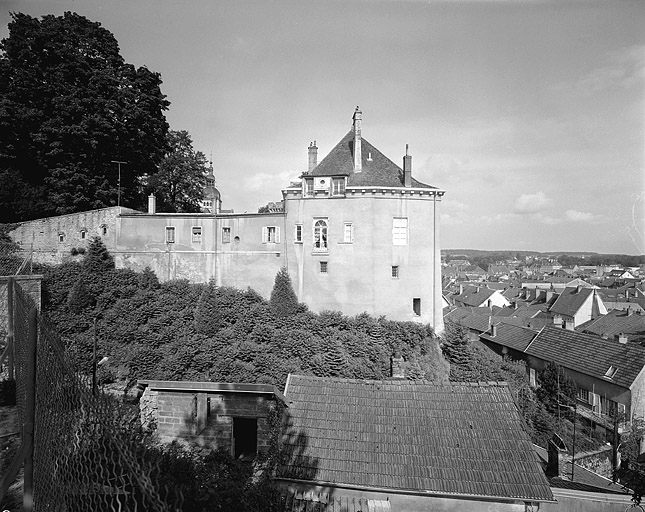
[{"xmin": 111, "ymin": 161, "xmax": 127, "ymax": 207}]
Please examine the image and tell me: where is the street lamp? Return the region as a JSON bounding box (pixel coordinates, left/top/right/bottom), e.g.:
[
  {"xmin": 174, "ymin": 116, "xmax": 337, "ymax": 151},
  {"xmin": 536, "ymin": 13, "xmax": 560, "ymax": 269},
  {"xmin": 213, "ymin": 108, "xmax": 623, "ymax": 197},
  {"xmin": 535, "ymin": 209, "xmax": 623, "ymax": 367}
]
[{"xmin": 111, "ymin": 160, "xmax": 127, "ymax": 207}]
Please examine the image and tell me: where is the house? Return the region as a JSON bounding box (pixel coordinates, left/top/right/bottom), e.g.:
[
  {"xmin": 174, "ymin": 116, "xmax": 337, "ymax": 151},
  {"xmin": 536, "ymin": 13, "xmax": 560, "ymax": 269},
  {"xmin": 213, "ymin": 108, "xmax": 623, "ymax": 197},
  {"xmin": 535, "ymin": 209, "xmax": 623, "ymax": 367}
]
[
  {"xmin": 275, "ymin": 374, "xmax": 554, "ymax": 511},
  {"xmin": 452, "ymin": 285, "xmax": 511, "ymax": 309},
  {"xmin": 579, "ymin": 309, "xmax": 645, "ymax": 344},
  {"xmin": 548, "ymin": 286, "xmax": 607, "ymax": 328},
  {"xmin": 113, "ymin": 108, "xmax": 446, "ymax": 330}
]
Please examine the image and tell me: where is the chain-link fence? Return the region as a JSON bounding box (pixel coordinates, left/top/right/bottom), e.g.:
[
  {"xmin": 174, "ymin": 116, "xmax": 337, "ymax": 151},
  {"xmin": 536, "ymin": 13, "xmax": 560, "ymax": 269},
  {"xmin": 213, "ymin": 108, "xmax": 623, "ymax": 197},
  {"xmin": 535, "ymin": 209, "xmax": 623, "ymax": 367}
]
[
  {"xmin": 1, "ymin": 279, "xmax": 178, "ymax": 511},
  {"xmin": 0, "ymin": 242, "xmax": 33, "ymax": 277}
]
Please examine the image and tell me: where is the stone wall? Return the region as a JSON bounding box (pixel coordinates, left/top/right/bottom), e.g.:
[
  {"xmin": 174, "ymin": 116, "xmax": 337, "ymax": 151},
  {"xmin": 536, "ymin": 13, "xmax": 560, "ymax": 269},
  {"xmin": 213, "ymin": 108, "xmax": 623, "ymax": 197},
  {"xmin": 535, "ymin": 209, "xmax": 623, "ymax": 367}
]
[{"xmin": 9, "ymin": 207, "xmax": 140, "ymax": 266}]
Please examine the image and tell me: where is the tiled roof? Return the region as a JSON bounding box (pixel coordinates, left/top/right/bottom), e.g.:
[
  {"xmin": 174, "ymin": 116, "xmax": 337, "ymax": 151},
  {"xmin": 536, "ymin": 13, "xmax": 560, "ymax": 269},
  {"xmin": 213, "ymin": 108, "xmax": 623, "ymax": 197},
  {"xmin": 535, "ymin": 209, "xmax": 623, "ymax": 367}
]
[
  {"xmin": 453, "ymin": 286, "xmax": 497, "ymax": 307},
  {"xmin": 444, "ymin": 307, "xmax": 491, "ymax": 332},
  {"xmin": 280, "ymin": 492, "xmax": 391, "ymax": 512},
  {"xmin": 308, "ymin": 130, "xmax": 436, "ymax": 189},
  {"xmin": 525, "ymin": 326, "xmax": 645, "ymax": 389},
  {"xmin": 278, "ymin": 375, "xmax": 554, "ymax": 502},
  {"xmin": 481, "ymin": 323, "xmax": 538, "ymax": 353},
  {"xmin": 579, "ymin": 310, "xmax": 645, "ymax": 342},
  {"xmin": 549, "ymin": 287, "xmax": 594, "ymax": 317}
]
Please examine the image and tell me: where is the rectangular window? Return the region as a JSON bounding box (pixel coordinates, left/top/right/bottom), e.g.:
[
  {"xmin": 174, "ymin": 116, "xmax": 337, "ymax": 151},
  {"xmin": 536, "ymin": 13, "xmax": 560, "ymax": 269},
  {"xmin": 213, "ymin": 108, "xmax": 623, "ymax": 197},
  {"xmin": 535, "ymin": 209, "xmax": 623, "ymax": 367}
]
[
  {"xmin": 262, "ymin": 226, "xmax": 280, "ymax": 244},
  {"xmin": 332, "ymin": 178, "xmax": 346, "ymax": 196},
  {"xmin": 592, "ymin": 393, "xmax": 601, "ymax": 414},
  {"xmin": 305, "ymin": 179, "xmax": 314, "ymax": 196},
  {"xmin": 233, "ymin": 417, "xmax": 257, "ymax": 461},
  {"xmin": 165, "ymin": 226, "xmax": 176, "ymax": 244},
  {"xmin": 577, "ymin": 388, "xmax": 590, "ymax": 403},
  {"xmin": 343, "ymin": 222, "xmax": 354, "ymax": 243},
  {"xmin": 313, "ymin": 218, "xmax": 328, "ymax": 252},
  {"xmin": 392, "ymin": 266, "xmax": 399, "ymax": 279},
  {"xmin": 320, "ymin": 261, "xmax": 328, "ymax": 274},
  {"xmin": 191, "ymin": 226, "xmax": 202, "ymax": 243},
  {"xmin": 413, "ymin": 298, "xmax": 421, "ymax": 316},
  {"xmin": 294, "ymin": 224, "xmax": 303, "ymax": 243},
  {"xmin": 58, "ymin": 233, "xmax": 65, "ymax": 243},
  {"xmin": 80, "ymin": 230, "xmax": 86, "ymax": 240},
  {"xmin": 393, "ymin": 218, "xmax": 408, "ymax": 246},
  {"xmin": 222, "ymin": 227, "xmax": 231, "ymax": 243}
]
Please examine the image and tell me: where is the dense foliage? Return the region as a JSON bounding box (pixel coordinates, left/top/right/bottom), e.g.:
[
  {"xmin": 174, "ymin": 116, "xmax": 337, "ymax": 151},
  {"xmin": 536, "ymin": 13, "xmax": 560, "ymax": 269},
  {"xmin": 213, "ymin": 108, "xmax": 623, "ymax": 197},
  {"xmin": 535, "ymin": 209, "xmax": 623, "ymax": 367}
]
[
  {"xmin": 147, "ymin": 130, "xmax": 208, "ymax": 213},
  {"xmin": 269, "ymin": 267, "xmax": 299, "ymax": 317},
  {"xmin": 0, "ymin": 11, "xmax": 170, "ymax": 221},
  {"xmin": 41, "ymin": 256, "xmax": 447, "ymax": 390}
]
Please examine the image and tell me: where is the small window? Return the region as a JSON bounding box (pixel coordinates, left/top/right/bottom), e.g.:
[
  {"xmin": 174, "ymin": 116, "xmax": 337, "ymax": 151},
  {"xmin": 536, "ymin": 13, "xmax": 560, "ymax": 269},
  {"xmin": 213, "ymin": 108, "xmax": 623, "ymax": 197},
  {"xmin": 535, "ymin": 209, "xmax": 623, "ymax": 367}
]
[
  {"xmin": 262, "ymin": 226, "xmax": 280, "ymax": 244},
  {"xmin": 294, "ymin": 224, "xmax": 303, "ymax": 243},
  {"xmin": 343, "ymin": 222, "xmax": 354, "ymax": 243},
  {"xmin": 233, "ymin": 417, "xmax": 257, "ymax": 461},
  {"xmin": 80, "ymin": 229, "xmax": 86, "ymax": 240},
  {"xmin": 101, "ymin": 225, "xmax": 108, "ymax": 236},
  {"xmin": 191, "ymin": 226, "xmax": 202, "ymax": 243},
  {"xmin": 577, "ymin": 387, "xmax": 590, "ymax": 403},
  {"xmin": 392, "ymin": 266, "xmax": 399, "ymax": 279},
  {"xmin": 412, "ymin": 298, "xmax": 421, "ymax": 316},
  {"xmin": 332, "ymin": 178, "xmax": 346, "ymax": 196},
  {"xmin": 222, "ymin": 227, "xmax": 231, "ymax": 243},
  {"xmin": 393, "ymin": 218, "xmax": 408, "ymax": 246},
  {"xmin": 305, "ymin": 179, "xmax": 314, "ymax": 196},
  {"xmin": 165, "ymin": 226, "xmax": 176, "ymax": 244},
  {"xmin": 58, "ymin": 233, "xmax": 65, "ymax": 243},
  {"xmin": 605, "ymin": 366, "xmax": 618, "ymax": 379},
  {"xmin": 320, "ymin": 261, "xmax": 328, "ymax": 274}
]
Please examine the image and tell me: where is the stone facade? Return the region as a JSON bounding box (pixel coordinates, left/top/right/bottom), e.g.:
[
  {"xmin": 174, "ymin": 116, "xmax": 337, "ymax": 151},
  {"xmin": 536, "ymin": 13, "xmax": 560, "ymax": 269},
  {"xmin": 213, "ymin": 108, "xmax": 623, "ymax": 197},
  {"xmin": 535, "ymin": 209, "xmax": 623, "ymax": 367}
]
[
  {"xmin": 9, "ymin": 206, "xmax": 139, "ymax": 266},
  {"xmin": 137, "ymin": 381, "xmax": 284, "ymax": 456}
]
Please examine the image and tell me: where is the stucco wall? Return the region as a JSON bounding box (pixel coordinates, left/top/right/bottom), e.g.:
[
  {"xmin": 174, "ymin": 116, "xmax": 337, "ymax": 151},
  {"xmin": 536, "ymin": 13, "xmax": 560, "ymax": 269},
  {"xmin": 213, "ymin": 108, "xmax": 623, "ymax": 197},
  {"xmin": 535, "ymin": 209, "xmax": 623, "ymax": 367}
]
[
  {"xmin": 283, "ymin": 190, "xmax": 443, "ymax": 330},
  {"xmin": 9, "ymin": 207, "xmax": 139, "ymax": 265}
]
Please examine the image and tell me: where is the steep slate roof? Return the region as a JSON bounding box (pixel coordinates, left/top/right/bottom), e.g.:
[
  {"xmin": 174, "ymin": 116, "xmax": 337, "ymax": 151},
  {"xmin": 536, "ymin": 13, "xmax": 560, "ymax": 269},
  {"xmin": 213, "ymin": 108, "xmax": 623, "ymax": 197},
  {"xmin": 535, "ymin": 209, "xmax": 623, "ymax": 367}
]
[
  {"xmin": 308, "ymin": 130, "xmax": 436, "ymax": 189},
  {"xmin": 481, "ymin": 323, "xmax": 538, "ymax": 353},
  {"xmin": 549, "ymin": 287, "xmax": 595, "ymax": 317},
  {"xmin": 278, "ymin": 374, "xmax": 554, "ymax": 503},
  {"xmin": 525, "ymin": 326, "xmax": 645, "ymax": 389}
]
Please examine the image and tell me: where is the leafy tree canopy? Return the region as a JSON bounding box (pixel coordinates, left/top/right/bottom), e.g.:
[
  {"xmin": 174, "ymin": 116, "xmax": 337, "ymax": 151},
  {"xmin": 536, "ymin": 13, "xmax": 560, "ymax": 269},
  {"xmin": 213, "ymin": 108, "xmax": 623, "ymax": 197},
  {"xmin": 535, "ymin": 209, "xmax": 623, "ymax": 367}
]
[
  {"xmin": 0, "ymin": 11, "xmax": 170, "ymax": 221},
  {"xmin": 147, "ymin": 130, "xmax": 208, "ymax": 213}
]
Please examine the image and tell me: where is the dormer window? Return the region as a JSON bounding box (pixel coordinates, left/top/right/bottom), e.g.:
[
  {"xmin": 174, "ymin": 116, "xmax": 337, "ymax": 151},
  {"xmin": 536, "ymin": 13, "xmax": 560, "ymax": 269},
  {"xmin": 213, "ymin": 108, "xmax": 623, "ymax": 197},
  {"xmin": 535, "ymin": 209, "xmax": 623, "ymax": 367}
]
[
  {"xmin": 332, "ymin": 178, "xmax": 345, "ymax": 196},
  {"xmin": 304, "ymin": 178, "xmax": 314, "ymax": 196}
]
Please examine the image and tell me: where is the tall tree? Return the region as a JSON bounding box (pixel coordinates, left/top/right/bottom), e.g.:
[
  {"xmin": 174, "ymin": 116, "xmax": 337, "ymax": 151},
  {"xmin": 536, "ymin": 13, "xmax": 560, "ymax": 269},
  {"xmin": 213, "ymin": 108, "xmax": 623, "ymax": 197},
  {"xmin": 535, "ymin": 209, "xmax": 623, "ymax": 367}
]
[
  {"xmin": 0, "ymin": 11, "xmax": 170, "ymax": 221},
  {"xmin": 148, "ymin": 130, "xmax": 208, "ymax": 213},
  {"xmin": 270, "ymin": 267, "xmax": 299, "ymax": 317}
]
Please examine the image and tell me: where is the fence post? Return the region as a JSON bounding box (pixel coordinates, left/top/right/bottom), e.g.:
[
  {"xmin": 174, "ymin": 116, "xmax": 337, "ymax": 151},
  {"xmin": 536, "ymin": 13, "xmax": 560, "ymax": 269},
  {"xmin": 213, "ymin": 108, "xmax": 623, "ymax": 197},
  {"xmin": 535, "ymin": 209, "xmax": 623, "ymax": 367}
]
[
  {"xmin": 7, "ymin": 276, "xmax": 14, "ymax": 380},
  {"xmin": 23, "ymin": 307, "xmax": 37, "ymax": 512}
]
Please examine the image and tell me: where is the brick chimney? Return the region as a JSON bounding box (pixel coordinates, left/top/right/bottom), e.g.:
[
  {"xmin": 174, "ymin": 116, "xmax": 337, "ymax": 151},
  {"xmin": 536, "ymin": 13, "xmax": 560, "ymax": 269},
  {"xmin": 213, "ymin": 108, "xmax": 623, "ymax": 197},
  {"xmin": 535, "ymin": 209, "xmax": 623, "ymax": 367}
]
[
  {"xmin": 391, "ymin": 351, "xmax": 405, "ymax": 379},
  {"xmin": 308, "ymin": 141, "xmax": 318, "ymax": 172},
  {"xmin": 553, "ymin": 315, "xmax": 563, "ymax": 327},
  {"xmin": 617, "ymin": 333, "xmax": 628, "ymax": 344},
  {"xmin": 546, "ymin": 433, "xmax": 567, "ymax": 478},
  {"xmin": 564, "ymin": 319, "xmax": 575, "ymax": 331},
  {"xmin": 148, "ymin": 194, "xmax": 156, "ymax": 214},
  {"xmin": 403, "ymin": 144, "xmax": 412, "ymax": 187},
  {"xmin": 491, "ymin": 323, "xmax": 498, "ymax": 337},
  {"xmin": 352, "ymin": 106, "xmax": 362, "ymax": 173}
]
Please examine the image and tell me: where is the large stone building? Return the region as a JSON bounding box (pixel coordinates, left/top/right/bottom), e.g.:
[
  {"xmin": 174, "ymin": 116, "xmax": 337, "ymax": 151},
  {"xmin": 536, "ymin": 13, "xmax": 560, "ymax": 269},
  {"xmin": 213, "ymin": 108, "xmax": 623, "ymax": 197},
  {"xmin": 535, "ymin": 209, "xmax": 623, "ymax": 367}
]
[{"xmin": 115, "ymin": 108, "xmax": 445, "ymax": 330}]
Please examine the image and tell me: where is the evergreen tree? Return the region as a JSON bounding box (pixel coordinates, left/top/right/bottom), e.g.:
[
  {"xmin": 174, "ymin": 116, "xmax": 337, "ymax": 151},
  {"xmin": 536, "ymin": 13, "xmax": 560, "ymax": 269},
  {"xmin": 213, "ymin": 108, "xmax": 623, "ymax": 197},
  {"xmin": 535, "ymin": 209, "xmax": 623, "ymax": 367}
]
[
  {"xmin": 67, "ymin": 278, "xmax": 95, "ymax": 313},
  {"xmin": 536, "ymin": 361, "xmax": 577, "ymax": 413},
  {"xmin": 269, "ymin": 267, "xmax": 298, "ymax": 317},
  {"xmin": 193, "ymin": 282, "xmax": 224, "ymax": 336},
  {"xmin": 83, "ymin": 236, "xmax": 114, "ymax": 273}
]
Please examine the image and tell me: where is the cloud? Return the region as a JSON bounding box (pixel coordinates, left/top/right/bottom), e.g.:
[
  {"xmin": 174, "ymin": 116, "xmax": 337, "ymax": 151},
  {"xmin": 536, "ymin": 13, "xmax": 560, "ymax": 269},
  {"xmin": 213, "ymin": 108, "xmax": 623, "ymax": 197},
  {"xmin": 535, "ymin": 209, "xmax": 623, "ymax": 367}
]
[
  {"xmin": 565, "ymin": 209, "xmax": 599, "ymax": 222},
  {"xmin": 574, "ymin": 45, "xmax": 645, "ymax": 94},
  {"xmin": 513, "ymin": 192, "xmax": 552, "ymax": 214}
]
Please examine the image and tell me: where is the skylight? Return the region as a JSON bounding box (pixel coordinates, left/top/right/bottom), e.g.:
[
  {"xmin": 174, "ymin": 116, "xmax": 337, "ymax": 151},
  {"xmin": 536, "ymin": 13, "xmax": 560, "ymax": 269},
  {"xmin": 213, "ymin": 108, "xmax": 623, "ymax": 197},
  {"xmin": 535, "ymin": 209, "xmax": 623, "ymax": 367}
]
[{"xmin": 604, "ymin": 366, "xmax": 618, "ymax": 379}]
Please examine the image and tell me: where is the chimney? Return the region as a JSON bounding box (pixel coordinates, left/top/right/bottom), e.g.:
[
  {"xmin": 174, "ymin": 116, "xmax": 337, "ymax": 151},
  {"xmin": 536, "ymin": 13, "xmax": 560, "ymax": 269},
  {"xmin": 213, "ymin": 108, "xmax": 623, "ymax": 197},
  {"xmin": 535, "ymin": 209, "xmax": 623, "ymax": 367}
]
[
  {"xmin": 148, "ymin": 194, "xmax": 156, "ymax": 214},
  {"xmin": 553, "ymin": 315, "xmax": 563, "ymax": 327},
  {"xmin": 625, "ymin": 289, "xmax": 629, "ymax": 299},
  {"xmin": 564, "ymin": 319, "xmax": 575, "ymax": 331},
  {"xmin": 617, "ymin": 333, "xmax": 628, "ymax": 344},
  {"xmin": 491, "ymin": 323, "xmax": 498, "ymax": 337},
  {"xmin": 352, "ymin": 106, "xmax": 362, "ymax": 172},
  {"xmin": 546, "ymin": 434, "xmax": 567, "ymax": 478},
  {"xmin": 459, "ymin": 284, "xmax": 464, "ymax": 295},
  {"xmin": 308, "ymin": 141, "xmax": 318, "ymax": 173},
  {"xmin": 627, "ymin": 307, "xmax": 634, "ymax": 317},
  {"xmin": 576, "ymin": 284, "xmax": 583, "ymax": 294},
  {"xmin": 403, "ymin": 144, "xmax": 412, "ymax": 187},
  {"xmin": 391, "ymin": 351, "xmax": 405, "ymax": 379}
]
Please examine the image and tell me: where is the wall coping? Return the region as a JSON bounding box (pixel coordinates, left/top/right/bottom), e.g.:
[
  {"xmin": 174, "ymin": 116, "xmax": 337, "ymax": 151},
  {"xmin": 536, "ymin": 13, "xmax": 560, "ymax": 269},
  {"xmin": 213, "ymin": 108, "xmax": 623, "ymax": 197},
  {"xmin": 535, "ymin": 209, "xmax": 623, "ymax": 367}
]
[{"xmin": 137, "ymin": 380, "xmax": 287, "ymax": 404}]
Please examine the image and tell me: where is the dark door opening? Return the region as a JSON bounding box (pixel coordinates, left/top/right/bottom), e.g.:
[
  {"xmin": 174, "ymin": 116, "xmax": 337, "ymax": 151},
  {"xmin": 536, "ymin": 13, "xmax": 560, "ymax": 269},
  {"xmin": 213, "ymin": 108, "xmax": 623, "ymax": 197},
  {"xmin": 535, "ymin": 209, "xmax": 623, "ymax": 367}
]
[
  {"xmin": 413, "ymin": 298, "xmax": 421, "ymax": 316},
  {"xmin": 233, "ymin": 417, "xmax": 257, "ymax": 461}
]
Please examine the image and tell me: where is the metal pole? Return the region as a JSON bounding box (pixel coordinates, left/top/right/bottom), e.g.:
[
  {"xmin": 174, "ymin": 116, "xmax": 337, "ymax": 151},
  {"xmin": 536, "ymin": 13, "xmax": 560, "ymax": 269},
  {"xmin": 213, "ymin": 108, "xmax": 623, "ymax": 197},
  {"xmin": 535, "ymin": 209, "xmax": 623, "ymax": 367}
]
[
  {"xmin": 7, "ymin": 277, "xmax": 14, "ymax": 380},
  {"xmin": 23, "ymin": 307, "xmax": 37, "ymax": 511},
  {"xmin": 111, "ymin": 160, "xmax": 127, "ymax": 207},
  {"xmin": 571, "ymin": 402, "xmax": 576, "ymax": 481},
  {"xmin": 92, "ymin": 316, "xmax": 97, "ymax": 396}
]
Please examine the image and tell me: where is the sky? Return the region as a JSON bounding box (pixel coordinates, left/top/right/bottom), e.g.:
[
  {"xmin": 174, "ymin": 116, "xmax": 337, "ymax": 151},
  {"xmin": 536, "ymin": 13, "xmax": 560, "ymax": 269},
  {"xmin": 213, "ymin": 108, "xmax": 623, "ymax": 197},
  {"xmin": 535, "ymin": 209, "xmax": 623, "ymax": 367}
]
[{"xmin": 1, "ymin": 0, "xmax": 644, "ymax": 255}]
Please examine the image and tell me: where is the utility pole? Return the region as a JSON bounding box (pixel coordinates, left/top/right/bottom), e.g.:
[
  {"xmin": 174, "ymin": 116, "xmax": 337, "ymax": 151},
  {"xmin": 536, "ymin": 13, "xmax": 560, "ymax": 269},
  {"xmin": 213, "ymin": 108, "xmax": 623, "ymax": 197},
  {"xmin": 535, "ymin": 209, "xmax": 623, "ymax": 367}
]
[{"xmin": 111, "ymin": 160, "xmax": 127, "ymax": 207}]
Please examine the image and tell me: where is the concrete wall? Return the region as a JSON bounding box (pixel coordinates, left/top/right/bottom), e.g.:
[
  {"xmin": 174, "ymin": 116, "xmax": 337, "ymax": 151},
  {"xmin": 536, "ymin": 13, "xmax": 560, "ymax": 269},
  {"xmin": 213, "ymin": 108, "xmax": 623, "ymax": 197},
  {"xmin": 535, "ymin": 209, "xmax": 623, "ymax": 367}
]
[
  {"xmin": 9, "ymin": 207, "xmax": 139, "ymax": 265},
  {"xmin": 283, "ymin": 188, "xmax": 444, "ymax": 332},
  {"xmin": 139, "ymin": 386, "xmax": 277, "ymax": 454}
]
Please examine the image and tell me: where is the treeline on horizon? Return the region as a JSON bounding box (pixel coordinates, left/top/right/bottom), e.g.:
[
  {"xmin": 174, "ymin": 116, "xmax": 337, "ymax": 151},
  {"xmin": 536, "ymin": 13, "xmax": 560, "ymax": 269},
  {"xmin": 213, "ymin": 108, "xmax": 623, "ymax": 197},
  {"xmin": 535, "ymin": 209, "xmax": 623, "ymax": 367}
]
[{"xmin": 443, "ymin": 250, "xmax": 644, "ymax": 269}]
